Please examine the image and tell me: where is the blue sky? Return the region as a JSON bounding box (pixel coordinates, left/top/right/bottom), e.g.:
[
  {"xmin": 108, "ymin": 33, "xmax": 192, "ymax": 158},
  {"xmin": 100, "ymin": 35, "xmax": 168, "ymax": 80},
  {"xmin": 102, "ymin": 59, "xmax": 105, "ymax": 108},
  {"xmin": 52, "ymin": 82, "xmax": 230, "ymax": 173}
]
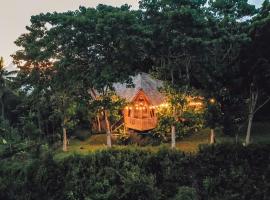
[{"xmin": 0, "ymin": 0, "xmax": 264, "ymax": 66}]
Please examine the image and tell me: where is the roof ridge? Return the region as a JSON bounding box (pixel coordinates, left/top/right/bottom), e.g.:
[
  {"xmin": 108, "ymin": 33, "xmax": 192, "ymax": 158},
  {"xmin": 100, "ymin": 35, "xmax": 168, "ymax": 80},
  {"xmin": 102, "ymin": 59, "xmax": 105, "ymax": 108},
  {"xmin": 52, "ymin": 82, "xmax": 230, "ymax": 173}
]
[{"xmin": 113, "ymin": 72, "xmax": 165, "ymax": 105}]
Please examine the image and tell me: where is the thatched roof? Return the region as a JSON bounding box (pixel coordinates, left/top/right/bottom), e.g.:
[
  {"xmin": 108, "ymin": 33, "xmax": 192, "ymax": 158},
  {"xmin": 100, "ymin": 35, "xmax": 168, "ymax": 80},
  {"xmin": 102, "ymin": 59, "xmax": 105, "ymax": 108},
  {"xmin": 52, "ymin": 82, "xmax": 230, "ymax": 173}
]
[{"xmin": 113, "ymin": 72, "xmax": 166, "ymax": 106}]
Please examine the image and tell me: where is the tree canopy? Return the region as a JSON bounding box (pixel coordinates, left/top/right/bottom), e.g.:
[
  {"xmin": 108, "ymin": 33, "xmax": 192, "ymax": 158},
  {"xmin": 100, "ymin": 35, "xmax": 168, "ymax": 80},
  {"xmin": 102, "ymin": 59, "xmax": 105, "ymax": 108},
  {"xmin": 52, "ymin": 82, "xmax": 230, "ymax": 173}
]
[{"xmin": 5, "ymin": 0, "xmax": 270, "ymax": 148}]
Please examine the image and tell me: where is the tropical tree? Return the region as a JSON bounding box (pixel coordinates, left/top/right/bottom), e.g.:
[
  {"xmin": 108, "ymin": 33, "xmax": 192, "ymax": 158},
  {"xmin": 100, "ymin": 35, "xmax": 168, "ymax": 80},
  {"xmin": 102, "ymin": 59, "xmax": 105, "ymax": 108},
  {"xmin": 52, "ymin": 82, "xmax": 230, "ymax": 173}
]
[
  {"xmin": 0, "ymin": 57, "xmax": 17, "ymax": 120},
  {"xmin": 195, "ymin": 0, "xmax": 257, "ymax": 140},
  {"xmin": 13, "ymin": 5, "xmax": 144, "ymax": 148},
  {"xmin": 76, "ymin": 5, "xmax": 144, "ymax": 147},
  {"xmin": 0, "ymin": 56, "xmax": 5, "ymax": 119},
  {"xmin": 204, "ymin": 98, "xmax": 222, "ymax": 144},
  {"xmin": 238, "ymin": 0, "xmax": 270, "ymax": 145},
  {"xmin": 140, "ymin": 0, "xmax": 209, "ymax": 148}
]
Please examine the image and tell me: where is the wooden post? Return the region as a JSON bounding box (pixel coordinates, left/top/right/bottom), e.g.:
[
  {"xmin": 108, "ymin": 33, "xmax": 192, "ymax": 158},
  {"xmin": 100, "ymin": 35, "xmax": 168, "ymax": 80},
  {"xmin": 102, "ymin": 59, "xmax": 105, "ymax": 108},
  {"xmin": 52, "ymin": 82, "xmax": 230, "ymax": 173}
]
[{"xmin": 210, "ymin": 128, "xmax": 215, "ymax": 144}]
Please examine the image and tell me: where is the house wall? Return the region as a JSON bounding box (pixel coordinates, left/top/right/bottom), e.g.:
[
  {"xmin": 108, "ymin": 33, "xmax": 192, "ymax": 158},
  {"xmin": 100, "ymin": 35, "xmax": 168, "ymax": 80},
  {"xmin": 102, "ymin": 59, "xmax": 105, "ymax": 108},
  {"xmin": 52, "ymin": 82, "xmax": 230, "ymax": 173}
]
[{"xmin": 123, "ymin": 90, "xmax": 158, "ymax": 131}]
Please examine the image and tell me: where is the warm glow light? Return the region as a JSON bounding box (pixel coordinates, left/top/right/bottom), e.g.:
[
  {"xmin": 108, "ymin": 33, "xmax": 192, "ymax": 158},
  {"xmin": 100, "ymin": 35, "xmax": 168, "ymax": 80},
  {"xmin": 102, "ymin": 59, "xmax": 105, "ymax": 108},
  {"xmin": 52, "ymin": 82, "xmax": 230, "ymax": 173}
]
[
  {"xmin": 189, "ymin": 102, "xmax": 203, "ymax": 106},
  {"xmin": 158, "ymin": 103, "xmax": 169, "ymax": 108},
  {"xmin": 210, "ymin": 98, "xmax": 215, "ymax": 104}
]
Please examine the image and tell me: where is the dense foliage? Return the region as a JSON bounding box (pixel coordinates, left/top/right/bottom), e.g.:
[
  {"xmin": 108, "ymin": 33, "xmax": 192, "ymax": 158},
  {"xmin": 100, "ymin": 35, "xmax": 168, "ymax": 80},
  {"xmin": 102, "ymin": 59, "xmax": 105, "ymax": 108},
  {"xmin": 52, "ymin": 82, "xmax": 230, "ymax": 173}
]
[
  {"xmin": 0, "ymin": 1, "xmax": 269, "ymax": 199},
  {"xmin": 0, "ymin": 1, "xmax": 269, "ymax": 148},
  {"xmin": 0, "ymin": 144, "xmax": 270, "ymax": 200}
]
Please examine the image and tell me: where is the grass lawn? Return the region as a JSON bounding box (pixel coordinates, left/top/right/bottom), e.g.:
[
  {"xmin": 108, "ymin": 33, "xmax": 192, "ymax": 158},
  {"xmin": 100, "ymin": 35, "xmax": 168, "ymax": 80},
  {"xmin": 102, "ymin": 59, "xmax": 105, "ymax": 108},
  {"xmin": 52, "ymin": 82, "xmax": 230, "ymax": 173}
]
[{"xmin": 54, "ymin": 122, "xmax": 270, "ymax": 159}]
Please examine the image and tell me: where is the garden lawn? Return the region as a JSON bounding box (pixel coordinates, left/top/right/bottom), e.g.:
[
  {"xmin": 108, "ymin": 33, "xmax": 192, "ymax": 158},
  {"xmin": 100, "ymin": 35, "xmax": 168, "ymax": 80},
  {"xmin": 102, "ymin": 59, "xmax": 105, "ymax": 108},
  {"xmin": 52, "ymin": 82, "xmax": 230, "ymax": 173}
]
[{"xmin": 55, "ymin": 122, "xmax": 270, "ymax": 159}]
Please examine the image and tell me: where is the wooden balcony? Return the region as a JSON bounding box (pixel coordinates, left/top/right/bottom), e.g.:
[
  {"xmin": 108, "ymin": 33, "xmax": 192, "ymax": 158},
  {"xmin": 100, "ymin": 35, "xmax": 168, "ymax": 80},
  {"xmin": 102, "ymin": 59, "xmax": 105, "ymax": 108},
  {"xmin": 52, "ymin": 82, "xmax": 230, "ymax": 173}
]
[{"xmin": 124, "ymin": 117, "xmax": 157, "ymax": 131}]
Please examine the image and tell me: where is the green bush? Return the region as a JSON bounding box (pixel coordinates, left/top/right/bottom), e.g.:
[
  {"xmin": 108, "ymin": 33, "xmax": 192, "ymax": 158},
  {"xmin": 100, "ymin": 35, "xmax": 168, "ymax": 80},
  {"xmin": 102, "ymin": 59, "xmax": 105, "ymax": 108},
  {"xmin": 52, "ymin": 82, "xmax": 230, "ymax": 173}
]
[
  {"xmin": 173, "ymin": 187, "xmax": 198, "ymax": 200},
  {"xmin": 116, "ymin": 134, "xmax": 131, "ymax": 145},
  {"xmin": 0, "ymin": 144, "xmax": 270, "ymax": 200},
  {"xmin": 153, "ymin": 111, "xmax": 204, "ymax": 142},
  {"xmin": 116, "ymin": 133, "xmax": 158, "ymax": 146},
  {"xmin": 73, "ymin": 128, "xmax": 91, "ymax": 141},
  {"xmin": 0, "ymin": 119, "xmax": 20, "ymax": 143},
  {"xmin": 22, "ymin": 121, "xmax": 40, "ymax": 140}
]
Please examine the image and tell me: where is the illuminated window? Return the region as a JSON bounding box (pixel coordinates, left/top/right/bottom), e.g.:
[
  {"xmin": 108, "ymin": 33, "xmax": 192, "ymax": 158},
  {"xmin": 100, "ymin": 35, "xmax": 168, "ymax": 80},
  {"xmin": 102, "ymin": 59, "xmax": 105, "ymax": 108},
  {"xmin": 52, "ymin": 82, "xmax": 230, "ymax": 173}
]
[
  {"xmin": 142, "ymin": 108, "xmax": 148, "ymax": 118},
  {"xmin": 134, "ymin": 109, "xmax": 139, "ymax": 118},
  {"xmin": 150, "ymin": 109, "xmax": 155, "ymax": 118}
]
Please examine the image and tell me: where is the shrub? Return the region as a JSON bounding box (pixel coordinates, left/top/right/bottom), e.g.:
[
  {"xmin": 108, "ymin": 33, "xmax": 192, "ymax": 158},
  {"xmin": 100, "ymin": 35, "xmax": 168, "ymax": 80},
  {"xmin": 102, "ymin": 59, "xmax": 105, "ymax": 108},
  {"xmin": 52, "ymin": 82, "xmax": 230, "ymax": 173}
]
[
  {"xmin": 0, "ymin": 119, "xmax": 20, "ymax": 143},
  {"xmin": 73, "ymin": 128, "xmax": 91, "ymax": 141},
  {"xmin": 22, "ymin": 120, "xmax": 40, "ymax": 140},
  {"xmin": 116, "ymin": 133, "xmax": 158, "ymax": 146},
  {"xmin": 153, "ymin": 111, "xmax": 204, "ymax": 142},
  {"xmin": 173, "ymin": 187, "xmax": 198, "ymax": 200},
  {"xmin": 0, "ymin": 144, "xmax": 270, "ymax": 200}
]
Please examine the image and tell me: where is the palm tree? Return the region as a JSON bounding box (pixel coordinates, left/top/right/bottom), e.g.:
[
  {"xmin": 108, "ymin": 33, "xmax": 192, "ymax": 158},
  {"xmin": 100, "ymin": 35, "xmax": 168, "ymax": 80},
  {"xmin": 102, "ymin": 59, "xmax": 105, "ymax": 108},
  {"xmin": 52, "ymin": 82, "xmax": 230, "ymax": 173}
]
[{"xmin": 0, "ymin": 57, "xmax": 17, "ymax": 120}]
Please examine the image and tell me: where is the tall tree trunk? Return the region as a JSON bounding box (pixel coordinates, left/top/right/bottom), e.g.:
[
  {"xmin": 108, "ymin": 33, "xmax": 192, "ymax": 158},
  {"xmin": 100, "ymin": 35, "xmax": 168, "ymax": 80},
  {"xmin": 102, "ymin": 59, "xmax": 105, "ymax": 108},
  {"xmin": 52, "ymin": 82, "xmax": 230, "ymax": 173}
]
[
  {"xmin": 185, "ymin": 56, "xmax": 191, "ymax": 85},
  {"xmin": 0, "ymin": 97, "xmax": 5, "ymax": 120},
  {"xmin": 235, "ymin": 133, "xmax": 239, "ymax": 144},
  {"xmin": 171, "ymin": 107, "xmax": 176, "ymax": 149},
  {"xmin": 97, "ymin": 114, "xmax": 101, "ymax": 132},
  {"xmin": 210, "ymin": 128, "xmax": 215, "ymax": 144},
  {"xmin": 37, "ymin": 107, "xmax": 42, "ymax": 135},
  {"xmin": 52, "ymin": 120, "xmax": 55, "ymax": 143},
  {"xmin": 62, "ymin": 116, "xmax": 68, "ymax": 152},
  {"xmin": 171, "ymin": 125, "xmax": 176, "ymax": 148},
  {"xmin": 245, "ymin": 113, "xmax": 254, "ymax": 145},
  {"xmin": 170, "ymin": 69, "xmax": 174, "ymax": 86},
  {"xmin": 245, "ymin": 89, "xmax": 258, "ymax": 146},
  {"xmin": 104, "ymin": 110, "xmax": 112, "ymax": 148}
]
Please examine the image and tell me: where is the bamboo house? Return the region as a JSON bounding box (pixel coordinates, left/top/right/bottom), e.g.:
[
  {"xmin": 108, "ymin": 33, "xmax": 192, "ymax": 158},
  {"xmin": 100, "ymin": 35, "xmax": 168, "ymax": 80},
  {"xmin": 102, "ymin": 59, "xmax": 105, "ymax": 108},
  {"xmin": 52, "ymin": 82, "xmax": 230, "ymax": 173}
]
[{"xmin": 114, "ymin": 72, "xmax": 166, "ymax": 131}]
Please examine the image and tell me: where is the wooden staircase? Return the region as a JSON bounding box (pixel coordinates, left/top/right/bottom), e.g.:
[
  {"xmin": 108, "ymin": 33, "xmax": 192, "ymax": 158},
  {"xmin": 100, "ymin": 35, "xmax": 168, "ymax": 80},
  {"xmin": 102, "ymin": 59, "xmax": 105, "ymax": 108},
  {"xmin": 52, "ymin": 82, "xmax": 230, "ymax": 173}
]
[{"xmin": 111, "ymin": 117, "xmax": 124, "ymax": 136}]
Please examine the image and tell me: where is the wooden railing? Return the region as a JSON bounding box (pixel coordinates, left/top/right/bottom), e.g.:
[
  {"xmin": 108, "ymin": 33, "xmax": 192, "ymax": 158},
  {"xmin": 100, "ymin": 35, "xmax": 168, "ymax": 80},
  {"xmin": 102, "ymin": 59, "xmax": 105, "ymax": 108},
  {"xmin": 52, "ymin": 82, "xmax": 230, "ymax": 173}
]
[{"xmin": 125, "ymin": 117, "xmax": 157, "ymax": 131}]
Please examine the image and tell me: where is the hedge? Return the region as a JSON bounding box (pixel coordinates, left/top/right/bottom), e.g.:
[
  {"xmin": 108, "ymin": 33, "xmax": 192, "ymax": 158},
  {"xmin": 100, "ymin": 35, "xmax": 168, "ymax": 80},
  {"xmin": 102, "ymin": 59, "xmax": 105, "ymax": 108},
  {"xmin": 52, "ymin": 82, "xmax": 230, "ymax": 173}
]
[{"xmin": 0, "ymin": 144, "xmax": 269, "ymax": 200}]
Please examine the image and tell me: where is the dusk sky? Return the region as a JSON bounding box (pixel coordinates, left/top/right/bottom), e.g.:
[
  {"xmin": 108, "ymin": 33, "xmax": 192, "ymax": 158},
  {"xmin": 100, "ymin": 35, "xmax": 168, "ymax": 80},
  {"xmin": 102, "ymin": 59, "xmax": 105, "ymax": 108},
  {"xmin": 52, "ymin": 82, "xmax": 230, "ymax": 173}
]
[{"xmin": 0, "ymin": 0, "xmax": 264, "ymax": 67}]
